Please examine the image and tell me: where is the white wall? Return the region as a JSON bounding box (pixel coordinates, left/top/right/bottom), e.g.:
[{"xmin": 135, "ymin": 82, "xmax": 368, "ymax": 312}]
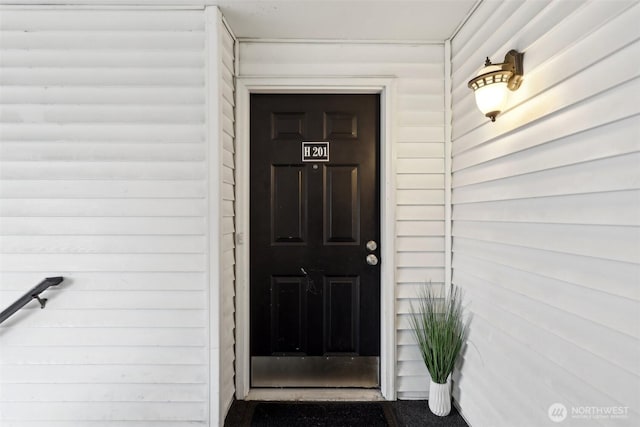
[
  {"xmin": 0, "ymin": 7, "xmax": 232, "ymax": 426},
  {"xmin": 450, "ymin": 0, "xmax": 640, "ymax": 425},
  {"xmin": 239, "ymin": 40, "xmax": 446, "ymax": 399}
]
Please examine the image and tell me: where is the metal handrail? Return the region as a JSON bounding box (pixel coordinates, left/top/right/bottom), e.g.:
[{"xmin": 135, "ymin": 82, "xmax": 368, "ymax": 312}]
[{"xmin": 0, "ymin": 277, "xmax": 64, "ymax": 325}]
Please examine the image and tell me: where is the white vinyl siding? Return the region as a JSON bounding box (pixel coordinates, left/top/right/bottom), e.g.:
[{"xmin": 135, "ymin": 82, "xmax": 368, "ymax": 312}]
[
  {"xmin": 0, "ymin": 8, "xmax": 212, "ymax": 426},
  {"xmin": 218, "ymin": 15, "xmax": 236, "ymax": 424},
  {"xmin": 450, "ymin": 0, "xmax": 640, "ymax": 425},
  {"xmin": 239, "ymin": 41, "xmax": 445, "ymax": 398}
]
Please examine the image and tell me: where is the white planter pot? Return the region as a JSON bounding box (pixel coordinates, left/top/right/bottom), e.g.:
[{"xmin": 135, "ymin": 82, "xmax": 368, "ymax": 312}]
[{"xmin": 428, "ymin": 376, "xmax": 452, "ymax": 416}]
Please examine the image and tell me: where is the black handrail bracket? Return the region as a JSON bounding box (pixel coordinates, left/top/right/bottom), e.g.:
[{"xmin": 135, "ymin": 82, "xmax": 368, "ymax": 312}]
[{"xmin": 0, "ymin": 276, "xmax": 64, "ymax": 325}]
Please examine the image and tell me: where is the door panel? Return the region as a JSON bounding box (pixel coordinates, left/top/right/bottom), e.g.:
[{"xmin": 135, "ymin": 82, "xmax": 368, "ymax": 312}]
[
  {"xmin": 271, "ymin": 165, "xmax": 307, "ymax": 244},
  {"xmin": 250, "ymin": 94, "xmax": 380, "ymax": 388},
  {"xmin": 270, "ymin": 276, "xmax": 307, "ymax": 354},
  {"xmin": 324, "ymin": 165, "xmax": 359, "ymax": 244},
  {"xmin": 324, "ymin": 276, "xmax": 360, "ymax": 354}
]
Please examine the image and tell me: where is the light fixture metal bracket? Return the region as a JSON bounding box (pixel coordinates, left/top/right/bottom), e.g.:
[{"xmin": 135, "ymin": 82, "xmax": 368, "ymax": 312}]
[{"xmin": 502, "ymin": 49, "xmax": 524, "ymax": 91}]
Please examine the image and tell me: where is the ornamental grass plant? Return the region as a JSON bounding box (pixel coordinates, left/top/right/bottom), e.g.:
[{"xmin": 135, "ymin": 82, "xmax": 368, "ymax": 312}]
[{"xmin": 409, "ymin": 284, "xmax": 468, "ymax": 384}]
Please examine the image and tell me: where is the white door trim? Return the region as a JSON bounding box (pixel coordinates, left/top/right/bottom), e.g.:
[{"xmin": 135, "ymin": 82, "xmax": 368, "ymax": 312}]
[{"xmin": 235, "ymin": 77, "xmax": 397, "ymax": 401}]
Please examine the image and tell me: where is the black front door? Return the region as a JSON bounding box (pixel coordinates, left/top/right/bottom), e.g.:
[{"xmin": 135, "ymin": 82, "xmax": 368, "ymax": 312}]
[{"xmin": 250, "ymin": 94, "xmax": 380, "ymax": 387}]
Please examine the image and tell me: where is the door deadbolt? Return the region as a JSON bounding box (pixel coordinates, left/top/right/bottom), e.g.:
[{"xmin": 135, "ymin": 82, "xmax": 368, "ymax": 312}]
[
  {"xmin": 366, "ymin": 254, "xmax": 379, "ymax": 266},
  {"xmin": 366, "ymin": 240, "xmax": 378, "ymax": 251}
]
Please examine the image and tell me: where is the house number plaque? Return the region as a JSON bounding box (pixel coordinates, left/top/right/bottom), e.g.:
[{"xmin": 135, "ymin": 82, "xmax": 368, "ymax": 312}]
[{"xmin": 302, "ymin": 142, "xmax": 329, "ymax": 162}]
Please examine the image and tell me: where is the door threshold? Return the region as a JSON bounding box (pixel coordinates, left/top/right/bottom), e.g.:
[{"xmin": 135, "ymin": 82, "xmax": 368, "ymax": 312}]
[{"xmin": 246, "ymin": 388, "xmax": 386, "ymax": 402}]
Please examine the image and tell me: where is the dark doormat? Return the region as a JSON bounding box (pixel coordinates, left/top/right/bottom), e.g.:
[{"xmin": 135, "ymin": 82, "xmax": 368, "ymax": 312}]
[
  {"xmin": 252, "ymin": 402, "xmax": 394, "ymax": 427},
  {"xmin": 226, "ymin": 401, "xmax": 397, "ymax": 427}
]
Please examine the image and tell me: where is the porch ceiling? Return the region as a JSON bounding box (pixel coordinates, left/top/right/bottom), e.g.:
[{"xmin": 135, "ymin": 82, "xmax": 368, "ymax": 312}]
[
  {"xmin": 0, "ymin": 0, "xmax": 479, "ymax": 41},
  {"xmin": 217, "ymin": 0, "xmax": 479, "ymax": 41}
]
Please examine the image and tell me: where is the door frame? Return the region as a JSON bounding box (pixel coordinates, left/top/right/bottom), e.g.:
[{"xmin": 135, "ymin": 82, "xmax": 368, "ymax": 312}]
[{"xmin": 235, "ymin": 77, "xmax": 396, "ymax": 401}]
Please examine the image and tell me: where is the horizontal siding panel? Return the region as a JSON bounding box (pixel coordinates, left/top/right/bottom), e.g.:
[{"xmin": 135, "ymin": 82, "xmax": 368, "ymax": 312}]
[
  {"xmin": 396, "ymin": 158, "xmax": 444, "ymax": 174},
  {"xmin": 396, "ymin": 344, "xmax": 423, "ymax": 362},
  {"xmin": 0, "ymin": 105, "xmax": 204, "ymax": 124},
  {"xmin": 454, "ymin": 268, "xmax": 640, "ymax": 376},
  {"xmin": 0, "ymin": 123, "xmax": 204, "ymax": 143},
  {"xmin": 396, "ymin": 237, "xmax": 445, "ymax": 252},
  {"xmin": 396, "ymin": 376, "xmax": 429, "ymax": 393},
  {"xmin": 454, "ymin": 237, "xmax": 639, "ymax": 302},
  {"xmin": 396, "ymin": 221, "xmax": 444, "ymax": 236},
  {"xmin": 396, "ymin": 126, "xmax": 443, "ymax": 143},
  {"xmin": 0, "ymin": 346, "xmax": 207, "ymax": 366},
  {"xmin": 0, "ymin": 235, "xmax": 205, "ymax": 254},
  {"xmin": 0, "ymin": 327, "xmax": 206, "ymax": 347},
  {"xmin": 0, "ymin": 402, "xmax": 207, "ymax": 421},
  {"xmin": 454, "ymin": 254, "xmax": 640, "ymax": 339},
  {"xmin": 452, "ymin": 190, "xmax": 640, "ymax": 226},
  {"xmin": 396, "ymin": 252, "xmax": 445, "ymax": 268},
  {"xmin": 396, "ymin": 205, "xmax": 444, "ymax": 221},
  {"xmin": 0, "ymin": 199, "xmax": 206, "ymax": 217},
  {"xmin": 0, "ymin": 31, "xmax": 204, "ymax": 50},
  {"xmin": 453, "ymin": 106, "xmax": 640, "ymax": 176},
  {"xmin": 0, "ymin": 291, "xmax": 206, "ymax": 311},
  {"xmin": 396, "ymin": 142, "xmax": 443, "ymax": 158},
  {"xmin": 240, "ymin": 42, "xmax": 442, "ymax": 64},
  {"xmin": 0, "ymin": 180, "xmax": 206, "ymax": 198},
  {"xmin": 240, "ymin": 62, "xmax": 443, "ymax": 79},
  {"xmin": 396, "ymin": 283, "xmax": 444, "ymax": 301},
  {"xmin": 0, "ymin": 383, "xmax": 207, "ymax": 402},
  {"xmin": 0, "ymin": 142, "xmax": 205, "ymax": 162},
  {"xmin": 0, "ymin": 86, "xmax": 205, "ymax": 105},
  {"xmin": 0, "ymin": 309, "xmax": 206, "ymax": 328},
  {"xmin": 0, "ymin": 68, "xmax": 203, "ymax": 86},
  {"xmin": 453, "ymin": 153, "xmax": 640, "ymax": 204},
  {"xmin": 0, "ymin": 254, "xmax": 205, "ymax": 272},
  {"xmin": 460, "ymin": 279, "xmax": 639, "ymax": 410},
  {"xmin": 1, "ymin": 162, "xmax": 205, "ymax": 180},
  {"xmin": 0, "ymin": 50, "xmax": 204, "ymax": 68},
  {"xmin": 454, "ymin": 220, "xmax": 640, "ymax": 263},
  {"xmin": 0, "ymin": 217, "xmax": 204, "ymax": 236},
  {"xmin": 396, "ymin": 189, "xmax": 444, "ymax": 205},
  {"xmin": 396, "ymin": 268, "xmax": 444, "ymax": 284},
  {"xmin": 0, "ymin": 10, "xmax": 205, "ymax": 31},
  {"xmin": 397, "ymin": 361, "xmax": 427, "ymax": 377},
  {"xmin": 452, "ymin": 115, "xmax": 640, "ymax": 186},
  {"xmin": 454, "ymin": 320, "xmax": 566, "ymax": 425},
  {"xmin": 396, "ymin": 94, "xmax": 444, "ymax": 113},
  {"xmin": 396, "ymin": 78, "xmax": 443, "ymax": 95},
  {"xmin": 398, "ymin": 110, "xmax": 443, "ymax": 127},
  {"xmin": 396, "ymin": 173, "xmax": 444, "ymax": 190},
  {"xmin": 0, "ymin": 272, "xmax": 206, "ymax": 292},
  {"xmin": 453, "ymin": 317, "xmax": 640, "ymax": 426}
]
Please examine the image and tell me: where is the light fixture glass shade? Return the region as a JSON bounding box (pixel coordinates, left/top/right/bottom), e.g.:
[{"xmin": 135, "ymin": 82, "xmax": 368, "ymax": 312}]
[
  {"xmin": 474, "ymin": 80, "xmax": 509, "ymax": 120},
  {"xmin": 470, "ymin": 63, "xmax": 510, "ymax": 122}
]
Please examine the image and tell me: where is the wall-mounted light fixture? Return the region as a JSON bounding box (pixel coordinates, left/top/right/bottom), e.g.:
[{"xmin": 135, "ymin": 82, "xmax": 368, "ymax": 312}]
[{"xmin": 468, "ymin": 50, "xmax": 524, "ymax": 122}]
